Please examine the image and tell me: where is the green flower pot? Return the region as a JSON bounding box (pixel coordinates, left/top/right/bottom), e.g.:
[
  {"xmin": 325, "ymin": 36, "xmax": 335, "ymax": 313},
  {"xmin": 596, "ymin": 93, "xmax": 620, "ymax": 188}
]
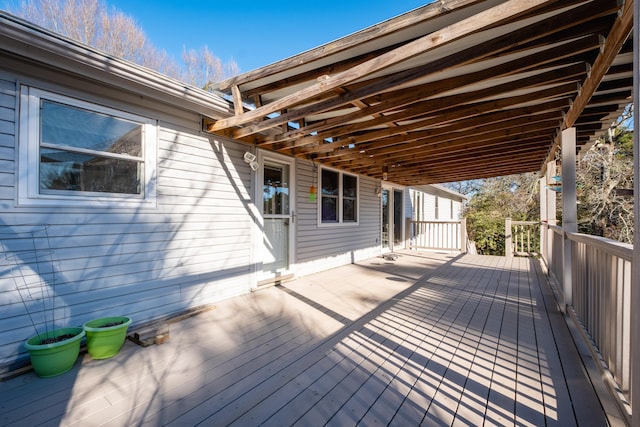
[
  {"xmin": 24, "ymin": 327, "xmax": 85, "ymax": 378},
  {"xmin": 83, "ymin": 316, "xmax": 132, "ymax": 359}
]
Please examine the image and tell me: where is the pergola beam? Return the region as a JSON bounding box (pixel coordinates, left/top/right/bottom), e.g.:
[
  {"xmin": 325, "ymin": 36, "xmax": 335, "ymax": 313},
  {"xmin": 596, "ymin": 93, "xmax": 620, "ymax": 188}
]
[
  {"xmin": 542, "ymin": 0, "xmax": 633, "ymax": 171},
  {"xmin": 319, "ymin": 115, "xmax": 561, "ymax": 164},
  {"xmin": 288, "ymin": 81, "xmax": 578, "ymax": 156},
  {"xmin": 202, "ymin": 0, "xmax": 630, "ymax": 186},
  {"xmin": 278, "ymin": 61, "xmax": 588, "ymax": 153},
  {"xmin": 208, "ymin": 0, "xmax": 556, "ymax": 133},
  {"xmin": 213, "ymin": 0, "xmax": 482, "ymax": 91},
  {"xmin": 252, "ymin": 1, "xmax": 613, "ymax": 145},
  {"xmin": 234, "ymin": 5, "xmax": 603, "ymax": 141}
]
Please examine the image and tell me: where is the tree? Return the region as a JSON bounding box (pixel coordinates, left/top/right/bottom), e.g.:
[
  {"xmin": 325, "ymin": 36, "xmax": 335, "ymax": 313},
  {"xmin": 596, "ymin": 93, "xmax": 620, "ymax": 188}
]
[
  {"xmin": 182, "ymin": 46, "xmax": 240, "ymax": 91},
  {"xmin": 576, "ymin": 111, "xmax": 634, "ymax": 244},
  {"xmin": 6, "ymin": 0, "xmax": 239, "ymax": 88},
  {"xmin": 458, "ymin": 173, "xmax": 540, "ymax": 255},
  {"xmin": 440, "ymin": 179, "xmax": 482, "ymax": 198}
]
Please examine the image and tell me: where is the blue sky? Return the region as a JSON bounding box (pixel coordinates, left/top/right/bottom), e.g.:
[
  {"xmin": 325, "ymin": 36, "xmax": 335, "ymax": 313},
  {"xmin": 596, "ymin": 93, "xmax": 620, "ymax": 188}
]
[{"xmin": 106, "ymin": 1, "xmax": 429, "ymax": 73}]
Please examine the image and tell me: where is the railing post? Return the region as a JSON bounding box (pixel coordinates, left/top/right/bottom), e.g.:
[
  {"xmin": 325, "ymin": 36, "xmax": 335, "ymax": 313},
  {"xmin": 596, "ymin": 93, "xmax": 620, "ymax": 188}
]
[
  {"xmin": 460, "ymin": 218, "xmax": 467, "ymax": 253},
  {"xmin": 631, "ymin": 0, "xmax": 639, "ymax": 422},
  {"xmin": 505, "ymin": 218, "xmax": 513, "ymax": 257},
  {"xmin": 562, "ymin": 127, "xmax": 577, "ymax": 310},
  {"xmin": 545, "ymin": 161, "xmax": 558, "ymax": 271},
  {"xmin": 539, "ymin": 177, "xmax": 547, "ymax": 264}
]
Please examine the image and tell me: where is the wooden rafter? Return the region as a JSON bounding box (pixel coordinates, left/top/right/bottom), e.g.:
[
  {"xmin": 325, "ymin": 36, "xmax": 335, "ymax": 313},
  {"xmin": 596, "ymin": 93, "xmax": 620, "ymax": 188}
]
[
  {"xmin": 310, "ymin": 83, "xmax": 576, "ymax": 160},
  {"xmin": 277, "ymin": 62, "xmax": 588, "ymax": 154},
  {"xmin": 203, "ymin": 0, "xmax": 631, "ymax": 186},
  {"xmin": 208, "ymin": 0, "xmax": 556, "ymax": 134},
  {"xmin": 252, "ymin": 1, "xmax": 614, "ymax": 145},
  {"xmin": 229, "ymin": 0, "xmax": 604, "ymax": 142},
  {"xmin": 542, "ymin": 0, "xmax": 634, "ymax": 171},
  {"xmin": 213, "ymin": 0, "xmax": 486, "ymax": 91}
]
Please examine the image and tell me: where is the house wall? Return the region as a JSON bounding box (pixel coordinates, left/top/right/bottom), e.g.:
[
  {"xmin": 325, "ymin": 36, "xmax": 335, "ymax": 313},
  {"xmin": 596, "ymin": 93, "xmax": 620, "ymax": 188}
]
[
  {"xmin": 0, "ymin": 21, "xmax": 407, "ymax": 374},
  {"xmin": 0, "ymin": 68, "xmax": 255, "ymax": 371},
  {"xmin": 408, "ymin": 187, "xmax": 464, "ymax": 221},
  {"xmin": 406, "ymin": 187, "xmax": 465, "ymax": 251},
  {"xmin": 0, "ymin": 60, "xmax": 388, "ymax": 372},
  {"xmin": 294, "ymin": 159, "xmax": 381, "ymax": 277}
]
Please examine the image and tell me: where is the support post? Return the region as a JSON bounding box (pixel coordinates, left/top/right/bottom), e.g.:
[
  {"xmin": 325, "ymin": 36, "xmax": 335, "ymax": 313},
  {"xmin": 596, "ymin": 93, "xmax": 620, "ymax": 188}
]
[
  {"xmin": 539, "ymin": 177, "xmax": 547, "ymax": 264},
  {"xmin": 505, "ymin": 218, "xmax": 513, "ymax": 257},
  {"xmin": 631, "ymin": 0, "xmax": 639, "ymax": 423},
  {"xmin": 561, "ymin": 127, "xmax": 577, "ymax": 310},
  {"xmin": 546, "ymin": 161, "xmax": 558, "ymax": 226},
  {"xmin": 546, "ymin": 161, "xmax": 558, "ymax": 273}
]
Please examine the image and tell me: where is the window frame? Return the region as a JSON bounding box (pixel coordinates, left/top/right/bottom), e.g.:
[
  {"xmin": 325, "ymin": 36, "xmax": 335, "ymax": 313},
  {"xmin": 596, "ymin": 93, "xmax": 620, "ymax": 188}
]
[
  {"xmin": 318, "ymin": 167, "xmax": 359, "ymax": 226},
  {"xmin": 17, "ymin": 85, "xmax": 157, "ymax": 208}
]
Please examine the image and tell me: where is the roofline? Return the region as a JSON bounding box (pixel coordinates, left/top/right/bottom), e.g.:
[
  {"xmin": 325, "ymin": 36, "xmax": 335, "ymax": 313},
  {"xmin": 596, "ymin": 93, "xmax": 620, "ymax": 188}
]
[
  {"xmin": 413, "ymin": 184, "xmax": 467, "ymax": 201},
  {"xmin": 0, "ymin": 11, "xmax": 233, "ymax": 119}
]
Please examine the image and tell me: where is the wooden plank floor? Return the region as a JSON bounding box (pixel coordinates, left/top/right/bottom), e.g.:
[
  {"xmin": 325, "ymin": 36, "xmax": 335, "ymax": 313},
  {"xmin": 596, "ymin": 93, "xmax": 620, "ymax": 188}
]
[{"xmin": 0, "ymin": 252, "xmax": 610, "ymax": 426}]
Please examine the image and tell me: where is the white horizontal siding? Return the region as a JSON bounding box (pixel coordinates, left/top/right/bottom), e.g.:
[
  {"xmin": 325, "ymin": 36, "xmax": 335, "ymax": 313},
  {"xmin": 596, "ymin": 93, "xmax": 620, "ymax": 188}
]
[
  {"xmin": 0, "ymin": 78, "xmax": 15, "ymax": 212},
  {"xmin": 453, "ymin": 200, "xmax": 463, "ymax": 220},
  {"xmin": 409, "ymin": 185, "xmax": 466, "ymax": 222},
  {"xmin": 294, "ymin": 160, "xmax": 380, "ymax": 277},
  {"xmin": 0, "ymin": 72, "xmax": 254, "ymax": 372}
]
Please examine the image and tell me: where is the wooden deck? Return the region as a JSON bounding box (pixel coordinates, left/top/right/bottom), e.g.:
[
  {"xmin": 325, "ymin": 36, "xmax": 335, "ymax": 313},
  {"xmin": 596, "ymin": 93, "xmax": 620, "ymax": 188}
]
[{"xmin": 0, "ymin": 252, "xmax": 612, "ymax": 426}]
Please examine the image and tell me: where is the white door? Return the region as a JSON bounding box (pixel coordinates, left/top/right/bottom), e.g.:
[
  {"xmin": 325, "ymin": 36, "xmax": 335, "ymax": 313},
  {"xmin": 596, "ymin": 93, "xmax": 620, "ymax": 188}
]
[
  {"xmin": 259, "ymin": 153, "xmax": 295, "ymax": 282},
  {"xmin": 381, "ymin": 186, "xmax": 404, "ymax": 252}
]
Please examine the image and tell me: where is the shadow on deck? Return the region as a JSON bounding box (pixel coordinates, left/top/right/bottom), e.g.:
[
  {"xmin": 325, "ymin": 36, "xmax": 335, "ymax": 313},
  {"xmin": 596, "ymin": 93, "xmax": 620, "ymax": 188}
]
[{"xmin": 0, "ymin": 251, "xmax": 615, "ymax": 426}]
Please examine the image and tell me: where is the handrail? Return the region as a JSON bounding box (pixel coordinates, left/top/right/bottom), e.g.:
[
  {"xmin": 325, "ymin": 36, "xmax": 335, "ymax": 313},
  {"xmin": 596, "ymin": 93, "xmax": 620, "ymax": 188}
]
[
  {"xmin": 410, "ymin": 220, "xmax": 461, "ymax": 225},
  {"xmin": 566, "ymin": 231, "xmax": 632, "ymax": 261},
  {"xmin": 540, "ymin": 221, "xmax": 633, "ymax": 419},
  {"xmin": 548, "ymin": 224, "xmax": 563, "ymax": 234}
]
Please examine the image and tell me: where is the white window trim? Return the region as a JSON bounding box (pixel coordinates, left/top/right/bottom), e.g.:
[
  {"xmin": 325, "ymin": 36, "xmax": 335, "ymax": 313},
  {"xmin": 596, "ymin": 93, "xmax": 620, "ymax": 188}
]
[
  {"xmin": 17, "ymin": 85, "xmax": 157, "ymax": 208},
  {"xmin": 317, "ymin": 166, "xmax": 359, "ymax": 227}
]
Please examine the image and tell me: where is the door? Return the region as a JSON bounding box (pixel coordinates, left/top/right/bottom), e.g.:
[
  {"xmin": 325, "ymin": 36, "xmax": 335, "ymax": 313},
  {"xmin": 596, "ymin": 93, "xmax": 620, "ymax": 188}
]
[
  {"xmin": 260, "ymin": 153, "xmax": 295, "ymax": 282},
  {"xmin": 393, "ymin": 188, "xmax": 404, "ymax": 250},
  {"xmin": 381, "ymin": 186, "xmax": 404, "ymax": 253}
]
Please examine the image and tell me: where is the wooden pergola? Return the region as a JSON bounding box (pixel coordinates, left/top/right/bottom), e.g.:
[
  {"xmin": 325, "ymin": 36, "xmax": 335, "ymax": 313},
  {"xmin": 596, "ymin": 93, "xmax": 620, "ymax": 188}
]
[{"xmin": 204, "ymin": 0, "xmax": 633, "ymax": 186}]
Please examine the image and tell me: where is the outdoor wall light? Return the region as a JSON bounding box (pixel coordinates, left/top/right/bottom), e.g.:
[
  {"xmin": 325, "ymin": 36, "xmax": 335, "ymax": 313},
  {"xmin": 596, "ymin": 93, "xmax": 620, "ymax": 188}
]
[{"xmin": 243, "ymin": 151, "xmax": 259, "ymax": 171}]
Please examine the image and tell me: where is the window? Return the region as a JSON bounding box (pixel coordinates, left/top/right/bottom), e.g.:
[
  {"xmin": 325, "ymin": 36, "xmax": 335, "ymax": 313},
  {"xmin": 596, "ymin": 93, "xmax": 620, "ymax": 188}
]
[
  {"xmin": 342, "ymin": 174, "xmax": 357, "ymax": 222},
  {"xmin": 320, "ymin": 168, "xmax": 358, "ymax": 225},
  {"xmin": 18, "ymin": 86, "xmax": 157, "ymax": 207}
]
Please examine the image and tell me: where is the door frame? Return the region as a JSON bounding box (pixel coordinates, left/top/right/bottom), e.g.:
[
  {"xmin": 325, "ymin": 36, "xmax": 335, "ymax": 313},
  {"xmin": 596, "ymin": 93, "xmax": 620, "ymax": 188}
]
[
  {"xmin": 255, "ymin": 149, "xmax": 296, "ymax": 284},
  {"xmin": 381, "ymin": 184, "xmax": 405, "ymax": 253}
]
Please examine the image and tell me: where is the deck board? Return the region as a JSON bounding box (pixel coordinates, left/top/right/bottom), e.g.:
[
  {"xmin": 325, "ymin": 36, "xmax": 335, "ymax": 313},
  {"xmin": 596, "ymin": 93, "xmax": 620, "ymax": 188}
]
[{"xmin": 0, "ymin": 252, "xmax": 614, "ymax": 426}]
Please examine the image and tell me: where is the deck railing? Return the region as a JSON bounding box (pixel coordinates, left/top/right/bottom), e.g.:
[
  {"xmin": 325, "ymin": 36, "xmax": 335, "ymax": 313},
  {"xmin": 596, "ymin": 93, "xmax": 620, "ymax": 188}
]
[
  {"xmin": 569, "ymin": 232, "xmax": 632, "ymax": 410},
  {"xmin": 544, "ymin": 224, "xmax": 564, "ymax": 286},
  {"xmin": 505, "ymin": 219, "xmax": 540, "ymax": 257},
  {"xmin": 539, "ymin": 221, "xmax": 633, "ymax": 419},
  {"xmin": 407, "ymin": 219, "xmax": 466, "ymax": 252}
]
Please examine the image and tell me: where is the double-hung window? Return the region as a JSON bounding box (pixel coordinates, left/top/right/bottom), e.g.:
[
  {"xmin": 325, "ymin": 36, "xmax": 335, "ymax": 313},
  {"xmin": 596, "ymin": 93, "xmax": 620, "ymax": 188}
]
[
  {"xmin": 320, "ymin": 167, "xmax": 358, "ymax": 225},
  {"xmin": 18, "ymin": 86, "xmax": 157, "ymax": 207}
]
